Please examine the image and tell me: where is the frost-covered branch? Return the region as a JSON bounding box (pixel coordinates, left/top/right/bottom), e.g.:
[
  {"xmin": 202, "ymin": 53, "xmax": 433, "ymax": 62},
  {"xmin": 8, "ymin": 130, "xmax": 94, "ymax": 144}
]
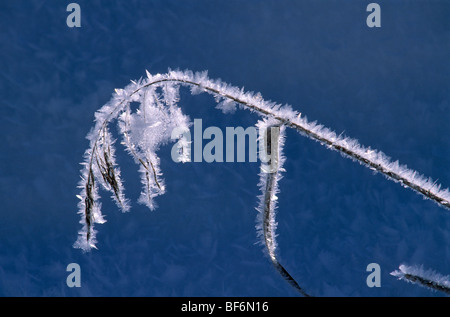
[
  {"xmin": 391, "ymin": 265, "xmax": 450, "ymax": 295},
  {"xmin": 256, "ymin": 119, "xmax": 310, "ymax": 296},
  {"xmin": 102, "ymin": 70, "xmax": 449, "ymax": 211},
  {"xmin": 74, "ymin": 69, "xmax": 449, "ymax": 295}
]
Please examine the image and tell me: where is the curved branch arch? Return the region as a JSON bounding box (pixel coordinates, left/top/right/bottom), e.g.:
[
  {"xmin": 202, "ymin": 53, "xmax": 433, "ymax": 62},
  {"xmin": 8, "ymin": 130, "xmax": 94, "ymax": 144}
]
[{"xmin": 74, "ymin": 69, "xmax": 449, "ymax": 296}]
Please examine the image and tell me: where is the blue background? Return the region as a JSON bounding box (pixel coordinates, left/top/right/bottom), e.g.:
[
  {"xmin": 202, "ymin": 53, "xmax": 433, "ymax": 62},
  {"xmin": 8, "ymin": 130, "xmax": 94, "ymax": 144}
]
[{"xmin": 0, "ymin": 0, "xmax": 448, "ymax": 296}]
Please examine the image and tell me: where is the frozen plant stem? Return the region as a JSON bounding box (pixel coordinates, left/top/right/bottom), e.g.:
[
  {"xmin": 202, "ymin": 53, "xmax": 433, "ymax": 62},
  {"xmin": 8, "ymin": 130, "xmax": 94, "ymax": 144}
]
[
  {"xmin": 75, "ymin": 69, "xmax": 450, "ymax": 296},
  {"xmin": 257, "ymin": 121, "xmax": 311, "ymax": 296},
  {"xmin": 391, "ymin": 265, "xmax": 450, "ymax": 295}
]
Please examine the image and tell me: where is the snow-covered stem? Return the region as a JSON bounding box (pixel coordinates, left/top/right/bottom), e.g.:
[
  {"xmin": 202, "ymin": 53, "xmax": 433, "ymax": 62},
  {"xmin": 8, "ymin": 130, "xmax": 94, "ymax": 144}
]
[
  {"xmin": 391, "ymin": 265, "xmax": 450, "ymax": 295},
  {"xmin": 256, "ymin": 119, "xmax": 310, "ymax": 296}
]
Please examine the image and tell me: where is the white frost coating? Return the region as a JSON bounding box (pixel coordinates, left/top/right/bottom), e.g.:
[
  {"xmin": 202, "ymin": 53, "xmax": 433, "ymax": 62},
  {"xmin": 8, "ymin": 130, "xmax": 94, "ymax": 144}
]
[
  {"xmin": 75, "ymin": 75, "xmax": 191, "ymax": 250},
  {"xmin": 76, "ymin": 69, "xmax": 449, "ymax": 252},
  {"xmin": 136, "ymin": 151, "xmax": 165, "ymax": 211},
  {"xmin": 391, "ymin": 264, "xmax": 450, "ymax": 294},
  {"xmin": 255, "ymin": 118, "xmax": 286, "ymax": 261},
  {"xmin": 91, "ymin": 127, "xmax": 130, "ymax": 213},
  {"xmin": 216, "ymin": 98, "xmax": 237, "ymax": 114},
  {"xmin": 73, "ymin": 149, "xmax": 105, "ymax": 252},
  {"xmin": 117, "ymin": 83, "xmax": 190, "ymax": 211}
]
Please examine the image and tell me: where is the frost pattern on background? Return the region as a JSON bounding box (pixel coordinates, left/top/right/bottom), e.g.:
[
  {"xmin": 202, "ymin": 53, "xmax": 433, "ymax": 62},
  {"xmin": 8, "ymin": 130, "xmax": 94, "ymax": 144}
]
[{"xmin": 74, "ymin": 69, "xmax": 450, "ymax": 295}]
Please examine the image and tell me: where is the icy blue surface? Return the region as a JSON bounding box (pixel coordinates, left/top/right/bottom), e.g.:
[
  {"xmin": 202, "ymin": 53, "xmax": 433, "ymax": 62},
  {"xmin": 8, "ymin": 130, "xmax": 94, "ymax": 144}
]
[{"xmin": 0, "ymin": 0, "xmax": 448, "ymax": 296}]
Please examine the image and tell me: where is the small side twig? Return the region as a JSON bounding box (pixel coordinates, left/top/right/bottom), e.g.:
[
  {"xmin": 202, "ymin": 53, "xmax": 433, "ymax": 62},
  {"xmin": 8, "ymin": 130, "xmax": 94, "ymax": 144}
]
[{"xmin": 391, "ymin": 264, "xmax": 450, "ymax": 295}]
